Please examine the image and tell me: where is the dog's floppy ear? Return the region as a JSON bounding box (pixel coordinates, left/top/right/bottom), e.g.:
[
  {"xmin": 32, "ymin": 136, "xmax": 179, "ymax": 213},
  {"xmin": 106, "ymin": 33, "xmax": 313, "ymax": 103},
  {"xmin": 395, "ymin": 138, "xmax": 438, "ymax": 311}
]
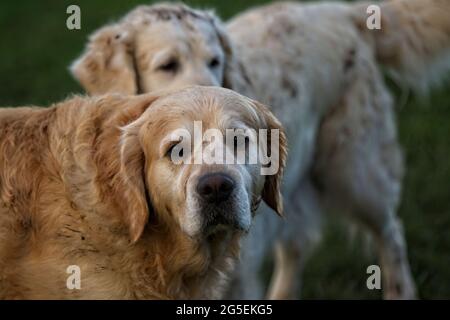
[
  {"xmin": 208, "ymin": 13, "xmax": 251, "ymax": 91},
  {"xmin": 116, "ymin": 94, "xmax": 161, "ymax": 242},
  {"xmin": 70, "ymin": 24, "xmax": 138, "ymax": 95},
  {"xmin": 251, "ymin": 100, "xmax": 288, "ymax": 216}
]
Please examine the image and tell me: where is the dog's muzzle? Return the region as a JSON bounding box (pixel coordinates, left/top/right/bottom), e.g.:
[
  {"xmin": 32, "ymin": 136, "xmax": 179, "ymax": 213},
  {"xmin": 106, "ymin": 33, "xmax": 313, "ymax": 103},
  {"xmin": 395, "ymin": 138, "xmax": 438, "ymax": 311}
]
[{"xmin": 196, "ymin": 172, "xmax": 247, "ymax": 232}]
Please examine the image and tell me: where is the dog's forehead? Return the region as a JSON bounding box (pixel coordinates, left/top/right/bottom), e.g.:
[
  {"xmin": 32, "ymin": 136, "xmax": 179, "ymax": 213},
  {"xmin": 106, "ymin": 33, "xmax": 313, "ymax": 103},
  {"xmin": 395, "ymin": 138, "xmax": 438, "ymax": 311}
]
[
  {"xmin": 127, "ymin": 6, "xmax": 219, "ymax": 46},
  {"xmin": 149, "ymin": 88, "xmax": 260, "ymax": 129},
  {"xmin": 141, "ymin": 18, "xmax": 215, "ymax": 42},
  {"xmin": 126, "ymin": 5, "xmax": 210, "ymax": 24}
]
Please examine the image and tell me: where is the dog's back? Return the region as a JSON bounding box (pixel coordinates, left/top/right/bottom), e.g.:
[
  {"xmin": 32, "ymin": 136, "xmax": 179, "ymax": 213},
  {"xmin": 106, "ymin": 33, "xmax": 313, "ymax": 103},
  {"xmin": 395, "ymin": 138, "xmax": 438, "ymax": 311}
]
[
  {"xmin": 0, "ymin": 105, "xmax": 58, "ymax": 230},
  {"xmin": 0, "ymin": 106, "xmax": 58, "ymax": 297},
  {"xmin": 0, "ymin": 97, "xmax": 132, "ymax": 298}
]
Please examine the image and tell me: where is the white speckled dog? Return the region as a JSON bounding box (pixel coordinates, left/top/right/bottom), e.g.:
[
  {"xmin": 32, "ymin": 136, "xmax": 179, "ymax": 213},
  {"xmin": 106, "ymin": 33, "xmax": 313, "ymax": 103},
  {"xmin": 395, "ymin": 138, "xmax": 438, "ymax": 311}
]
[{"xmin": 71, "ymin": 0, "xmax": 450, "ymax": 299}]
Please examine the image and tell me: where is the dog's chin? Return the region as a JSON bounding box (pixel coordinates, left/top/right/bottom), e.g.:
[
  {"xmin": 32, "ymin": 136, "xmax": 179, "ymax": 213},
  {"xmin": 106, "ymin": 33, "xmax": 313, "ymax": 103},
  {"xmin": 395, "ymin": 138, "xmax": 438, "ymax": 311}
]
[
  {"xmin": 201, "ymin": 208, "xmax": 252, "ymax": 241},
  {"xmin": 199, "ymin": 193, "xmax": 252, "ymax": 234},
  {"xmin": 204, "ymin": 220, "xmax": 249, "ymax": 239},
  {"xmin": 182, "ymin": 195, "xmax": 252, "ymax": 240}
]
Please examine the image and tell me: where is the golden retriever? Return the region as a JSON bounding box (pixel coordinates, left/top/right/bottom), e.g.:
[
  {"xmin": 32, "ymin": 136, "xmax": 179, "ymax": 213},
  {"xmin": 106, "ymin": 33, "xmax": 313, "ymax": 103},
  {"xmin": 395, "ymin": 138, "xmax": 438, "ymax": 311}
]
[
  {"xmin": 0, "ymin": 86, "xmax": 287, "ymax": 299},
  {"xmin": 71, "ymin": 0, "xmax": 450, "ymax": 299}
]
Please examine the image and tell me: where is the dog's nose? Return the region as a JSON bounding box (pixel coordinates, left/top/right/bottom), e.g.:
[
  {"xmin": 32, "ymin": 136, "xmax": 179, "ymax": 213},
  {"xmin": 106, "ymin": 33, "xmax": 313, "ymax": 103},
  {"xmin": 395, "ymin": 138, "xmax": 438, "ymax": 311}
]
[{"xmin": 197, "ymin": 173, "xmax": 235, "ymax": 203}]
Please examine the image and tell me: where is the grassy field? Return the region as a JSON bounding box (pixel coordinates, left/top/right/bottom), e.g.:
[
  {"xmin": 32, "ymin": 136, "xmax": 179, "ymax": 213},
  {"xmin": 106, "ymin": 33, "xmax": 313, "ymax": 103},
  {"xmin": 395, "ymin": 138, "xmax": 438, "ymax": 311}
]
[{"xmin": 0, "ymin": 0, "xmax": 449, "ymax": 299}]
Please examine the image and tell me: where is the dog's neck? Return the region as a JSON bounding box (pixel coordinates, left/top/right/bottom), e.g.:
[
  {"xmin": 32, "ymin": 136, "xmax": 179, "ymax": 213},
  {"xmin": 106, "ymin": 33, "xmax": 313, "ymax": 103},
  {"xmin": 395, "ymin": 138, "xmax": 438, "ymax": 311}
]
[{"xmin": 133, "ymin": 225, "xmax": 241, "ymax": 299}]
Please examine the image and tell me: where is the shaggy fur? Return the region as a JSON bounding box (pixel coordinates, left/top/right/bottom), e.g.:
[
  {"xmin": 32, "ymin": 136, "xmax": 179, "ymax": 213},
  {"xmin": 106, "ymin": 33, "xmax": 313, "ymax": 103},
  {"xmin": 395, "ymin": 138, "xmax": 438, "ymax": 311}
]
[
  {"xmin": 71, "ymin": 0, "xmax": 450, "ymax": 299},
  {"xmin": 0, "ymin": 86, "xmax": 287, "ymax": 299}
]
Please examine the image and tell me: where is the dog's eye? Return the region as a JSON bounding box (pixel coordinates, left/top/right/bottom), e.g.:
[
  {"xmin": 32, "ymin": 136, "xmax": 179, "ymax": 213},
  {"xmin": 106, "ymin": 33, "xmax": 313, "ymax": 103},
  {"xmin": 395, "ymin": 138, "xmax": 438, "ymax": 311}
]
[
  {"xmin": 208, "ymin": 57, "xmax": 220, "ymax": 69},
  {"xmin": 158, "ymin": 59, "xmax": 179, "ymax": 73},
  {"xmin": 166, "ymin": 143, "xmax": 184, "ymax": 159}
]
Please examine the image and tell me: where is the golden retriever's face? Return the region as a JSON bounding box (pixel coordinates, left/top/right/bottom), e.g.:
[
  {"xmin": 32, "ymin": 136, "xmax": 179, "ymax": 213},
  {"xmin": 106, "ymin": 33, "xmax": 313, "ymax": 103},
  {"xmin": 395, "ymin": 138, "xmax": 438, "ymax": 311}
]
[
  {"xmin": 121, "ymin": 87, "xmax": 286, "ymax": 240},
  {"xmin": 71, "ymin": 5, "xmax": 230, "ymax": 95},
  {"xmin": 133, "ymin": 18, "xmax": 225, "ymax": 93}
]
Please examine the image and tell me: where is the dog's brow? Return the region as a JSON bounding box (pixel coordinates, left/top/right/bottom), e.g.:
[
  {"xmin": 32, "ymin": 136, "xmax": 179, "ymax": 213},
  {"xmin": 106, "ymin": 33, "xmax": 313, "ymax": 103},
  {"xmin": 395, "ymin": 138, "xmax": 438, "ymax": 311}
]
[{"xmin": 229, "ymin": 122, "xmax": 249, "ymax": 131}]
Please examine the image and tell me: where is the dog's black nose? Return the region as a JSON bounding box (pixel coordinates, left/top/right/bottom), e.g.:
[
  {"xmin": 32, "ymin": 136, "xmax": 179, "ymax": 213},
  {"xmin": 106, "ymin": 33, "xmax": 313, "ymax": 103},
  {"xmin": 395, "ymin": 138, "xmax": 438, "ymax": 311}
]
[{"xmin": 197, "ymin": 173, "xmax": 235, "ymax": 203}]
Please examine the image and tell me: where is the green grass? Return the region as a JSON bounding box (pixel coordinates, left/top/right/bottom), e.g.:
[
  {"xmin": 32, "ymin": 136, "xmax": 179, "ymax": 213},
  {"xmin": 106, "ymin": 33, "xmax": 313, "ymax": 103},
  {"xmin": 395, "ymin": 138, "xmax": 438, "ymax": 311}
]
[{"xmin": 0, "ymin": 0, "xmax": 449, "ymax": 299}]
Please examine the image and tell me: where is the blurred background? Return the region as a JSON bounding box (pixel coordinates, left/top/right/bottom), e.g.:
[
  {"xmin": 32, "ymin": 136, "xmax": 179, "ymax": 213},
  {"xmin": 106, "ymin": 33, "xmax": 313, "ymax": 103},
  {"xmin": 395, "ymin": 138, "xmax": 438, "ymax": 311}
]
[{"xmin": 0, "ymin": 0, "xmax": 449, "ymax": 299}]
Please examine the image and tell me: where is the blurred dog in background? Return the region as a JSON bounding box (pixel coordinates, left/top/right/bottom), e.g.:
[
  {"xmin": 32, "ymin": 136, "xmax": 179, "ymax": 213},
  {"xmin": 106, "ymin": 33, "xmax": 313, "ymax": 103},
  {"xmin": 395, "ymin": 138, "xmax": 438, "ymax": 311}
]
[{"xmin": 71, "ymin": 0, "xmax": 450, "ymax": 299}]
